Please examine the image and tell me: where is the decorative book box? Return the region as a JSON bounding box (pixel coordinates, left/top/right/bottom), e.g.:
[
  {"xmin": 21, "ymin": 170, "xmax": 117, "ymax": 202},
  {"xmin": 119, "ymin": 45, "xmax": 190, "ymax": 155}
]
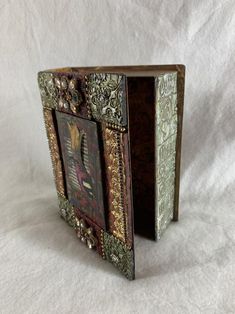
[{"xmin": 38, "ymin": 65, "xmax": 185, "ymax": 280}]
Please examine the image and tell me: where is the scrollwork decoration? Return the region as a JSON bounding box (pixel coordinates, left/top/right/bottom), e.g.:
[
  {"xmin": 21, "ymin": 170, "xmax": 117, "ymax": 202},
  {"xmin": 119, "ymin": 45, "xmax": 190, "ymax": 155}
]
[
  {"xmin": 155, "ymin": 72, "xmax": 178, "ymax": 240},
  {"xmin": 86, "ymin": 73, "xmax": 127, "ymax": 129}
]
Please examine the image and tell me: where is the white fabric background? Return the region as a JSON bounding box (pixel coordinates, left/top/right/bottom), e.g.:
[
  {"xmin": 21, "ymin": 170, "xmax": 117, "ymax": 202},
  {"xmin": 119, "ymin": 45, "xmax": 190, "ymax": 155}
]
[{"xmin": 0, "ymin": 0, "xmax": 235, "ymax": 313}]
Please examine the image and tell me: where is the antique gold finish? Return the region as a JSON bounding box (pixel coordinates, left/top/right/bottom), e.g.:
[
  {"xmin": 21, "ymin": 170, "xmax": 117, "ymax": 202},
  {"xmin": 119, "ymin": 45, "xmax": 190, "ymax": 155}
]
[{"xmin": 103, "ymin": 128, "xmax": 126, "ymax": 243}]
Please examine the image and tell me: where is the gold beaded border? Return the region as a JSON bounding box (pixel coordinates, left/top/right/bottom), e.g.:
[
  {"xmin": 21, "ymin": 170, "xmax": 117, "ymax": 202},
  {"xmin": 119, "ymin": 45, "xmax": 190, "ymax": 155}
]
[
  {"xmin": 84, "ymin": 75, "xmax": 92, "ymax": 119},
  {"xmin": 102, "ymin": 127, "xmax": 127, "ymax": 243},
  {"xmin": 100, "ymin": 230, "xmax": 106, "ymax": 259}
]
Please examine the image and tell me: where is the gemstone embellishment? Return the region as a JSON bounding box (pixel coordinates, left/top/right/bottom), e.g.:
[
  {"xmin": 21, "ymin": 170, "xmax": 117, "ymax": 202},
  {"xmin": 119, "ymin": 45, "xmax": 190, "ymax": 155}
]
[
  {"xmin": 38, "ymin": 72, "xmax": 83, "ymax": 112},
  {"xmin": 58, "ymin": 194, "xmax": 97, "ymax": 249}
]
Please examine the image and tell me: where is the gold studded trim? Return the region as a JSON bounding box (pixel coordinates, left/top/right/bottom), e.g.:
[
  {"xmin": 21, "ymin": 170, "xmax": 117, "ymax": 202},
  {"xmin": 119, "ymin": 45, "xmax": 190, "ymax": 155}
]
[
  {"xmin": 43, "ymin": 109, "xmax": 65, "ymax": 196},
  {"xmin": 100, "ymin": 230, "xmax": 106, "ymax": 259},
  {"xmin": 104, "ymin": 122, "xmax": 126, "ymax": 132},
  {"xmin": 84, "ymin": 75, "xmax": 92, "ymax": 119},
  {"xmin": 103, "ymin": 127, "xmax": 127, "ymax": 243}
]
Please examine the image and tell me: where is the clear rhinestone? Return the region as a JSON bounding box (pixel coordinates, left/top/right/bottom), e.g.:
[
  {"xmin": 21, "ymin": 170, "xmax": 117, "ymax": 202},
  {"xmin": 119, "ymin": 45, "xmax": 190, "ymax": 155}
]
[
  {"xmin": 69, "ymin": 79, "xmax": 76, "ymax": 90},
  {"xmin": 54, "ymin": 77, "xmax": 61, "ymax": 89},
  {"xmin": 81, "ymin": 236, "xmax": 86, "ymax": 243},
  {"xmin": 47, "ymin": 78, "xmax": 54, "ymax": 87},
  {"xmin": 60, "ymin": 208, "xmax": 67, "ymax": 218},
  {"xmin": 87, "ymin": 239, "xmax": 93, "ymax": 249},
  {"xmin": 58, "ymin": 98, "xmax": 64, "ymax": 109},
  {"xmin": 80, "ymin": 219, "xmax": 86, "ymax": 229},
  {"xmin": 75, "ymin": 217, "xmax": 80, "ymax": 227},
  {"xmin": 70, "ymin": 103, "xmax": 77, "ymax": 114},
  {"xmin": 63, "ymin": 101, "xmax": 69, "ymax": 110},
  {"xmin": 86, "ymin": 228, "xmax": 93, "ymax": 235},
  {"xmin": 77, "ymin": 229, "xmax": 81, "ymax": 238},
  {"xmin": 110, "ymin": 253, "xmax": 119, "ymax": 263},
  {"xmin": 61, "ymin": 76, "xmax": 68, "ymax": 89}
]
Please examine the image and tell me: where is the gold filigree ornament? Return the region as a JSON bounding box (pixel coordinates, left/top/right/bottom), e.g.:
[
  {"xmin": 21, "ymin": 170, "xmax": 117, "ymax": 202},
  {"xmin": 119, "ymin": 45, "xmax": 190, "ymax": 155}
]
[{"xmin": 75, "ymin": 217, "xmax": 97, "ymax": 249}]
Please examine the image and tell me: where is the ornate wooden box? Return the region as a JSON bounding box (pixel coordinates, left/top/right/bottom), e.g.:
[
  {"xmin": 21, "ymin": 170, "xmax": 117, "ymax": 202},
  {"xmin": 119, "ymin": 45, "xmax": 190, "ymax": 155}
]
[{"xmin": 38, "ymin": 65, "xmax": 185, "ymax": 280}]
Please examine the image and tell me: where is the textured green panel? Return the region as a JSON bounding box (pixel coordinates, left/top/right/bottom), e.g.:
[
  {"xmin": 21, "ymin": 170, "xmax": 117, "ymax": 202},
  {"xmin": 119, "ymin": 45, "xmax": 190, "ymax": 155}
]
[
  {"xmin": 155, "ymin": 72, "xmax": 178, "ymax": 240},
  {"xmin": 86, "ymin": 73, "xmax": 127, "ymax": 128},
  {"xmin": 38, "ymin": 72, "xmax": 58, "ymax": 109},
  {"xmin": 103, "ymin": 232, "xmax": 134, "ymax": 280},
  {"xmin": 58, "ymin": 194, "xmax": 77, "ymax": 228}
]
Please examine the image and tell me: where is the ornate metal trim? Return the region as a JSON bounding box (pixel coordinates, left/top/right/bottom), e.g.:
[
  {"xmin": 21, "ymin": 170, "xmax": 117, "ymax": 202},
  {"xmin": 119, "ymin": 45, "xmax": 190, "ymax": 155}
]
[
  {"xmin": 155, "ymin": 72, "xmax": 178, "ymax": 240},
  {"xmin": 38, "ymin": 72, "xmax": 83, "ymax": 114},
  {"xmin": 58, "ymin": 194, "xmax": 98, "ymax": 249},
  {"xmin": 102, "ymin": 232, "xmax": 134, "ymax": 280},
  {"xmin": 43, "ymin": 109, "xmax": 65, "ymax": 196},
  {"xmin": 38, "ymin": 72, "xmax": 58, "ymax": 109},
  {"xmin": 86, "ymin": 73, "xmax": 127, "ymax": 129},
  {"xmin": 103, "ymin": 127, "xmax": 127, "ymax": 243}
]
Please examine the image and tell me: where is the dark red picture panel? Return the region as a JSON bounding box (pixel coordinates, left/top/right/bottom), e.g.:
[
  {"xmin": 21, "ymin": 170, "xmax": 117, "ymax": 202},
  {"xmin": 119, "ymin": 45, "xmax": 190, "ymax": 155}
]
[{"xmin": 56, "ymin": 111, "xmax": 106, "ymax": 229}]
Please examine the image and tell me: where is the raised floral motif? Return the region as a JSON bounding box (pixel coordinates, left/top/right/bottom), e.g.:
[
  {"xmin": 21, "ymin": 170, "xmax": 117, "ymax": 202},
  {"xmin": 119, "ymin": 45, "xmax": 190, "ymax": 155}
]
[
  {"xmin": 86, "ymin": 73, "xmax": 127, "ymax": 129},
  {"xmin": 38, "ymin": 72, "xmax": 83, "ymax": 113},
  {"xmin": 55, "ymin": 76, "xmax": 83, "ymax": 114}
]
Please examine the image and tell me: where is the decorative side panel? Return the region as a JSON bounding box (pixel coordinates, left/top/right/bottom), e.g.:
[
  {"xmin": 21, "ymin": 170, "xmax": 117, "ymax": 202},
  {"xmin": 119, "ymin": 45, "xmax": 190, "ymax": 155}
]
[
  {"xmin": 102, "ymin": 232, "xmax": 134, "ymax": 280},
  {"xmin": 103, "ymin": 128, "xmax": 126, "ymax": 243},
  {"xmin": 56, "ymin": 112, "xmax": 106, "ymax": 229},
  {"xmin": 86, "ymin": 73, "xmax": 127, "ymax": 129},
  {"xmin": 43, "ymin": 109, "xmax": 65, "ymax": 196},
  {"xmin": 155, "ymin": 72, "xmax": 178, "ymax": 240}
]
